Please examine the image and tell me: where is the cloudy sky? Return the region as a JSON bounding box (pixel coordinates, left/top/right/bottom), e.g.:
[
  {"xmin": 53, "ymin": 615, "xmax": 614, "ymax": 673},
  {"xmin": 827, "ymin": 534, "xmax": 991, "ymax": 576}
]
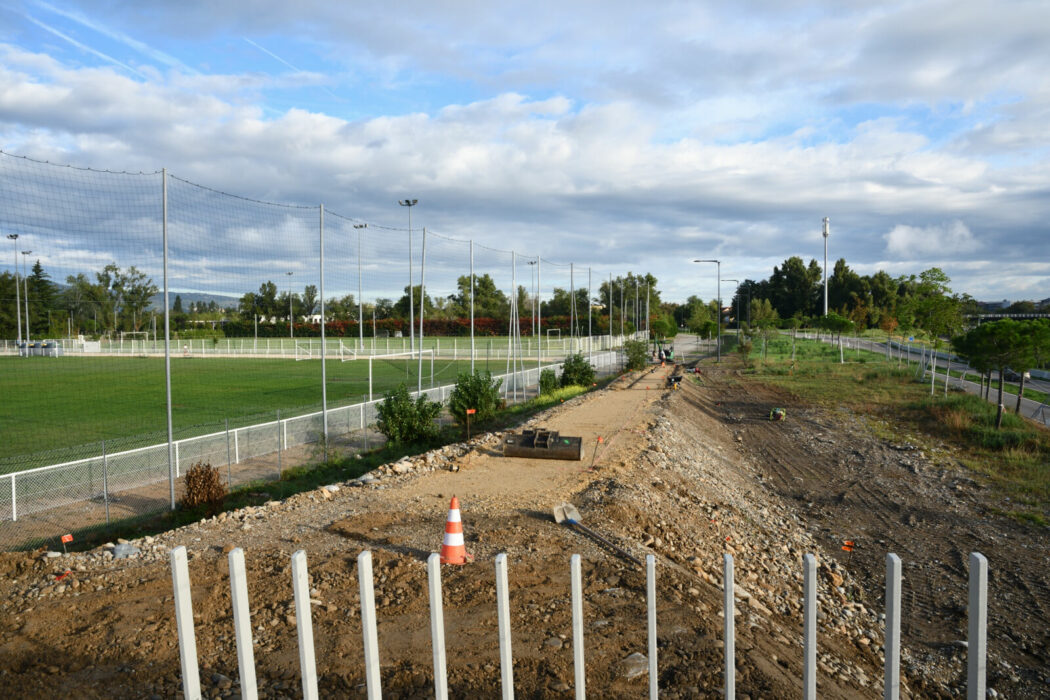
[{"xmin": 1, "ymin": 0, "xmax": 1048, "ymax": 304}]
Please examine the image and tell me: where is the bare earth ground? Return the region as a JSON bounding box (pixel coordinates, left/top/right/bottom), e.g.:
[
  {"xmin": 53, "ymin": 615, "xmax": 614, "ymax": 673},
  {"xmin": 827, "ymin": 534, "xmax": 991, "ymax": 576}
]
[{"xmin": 1, "ymin": 358, "xmax": 1048, "ymax": 698}]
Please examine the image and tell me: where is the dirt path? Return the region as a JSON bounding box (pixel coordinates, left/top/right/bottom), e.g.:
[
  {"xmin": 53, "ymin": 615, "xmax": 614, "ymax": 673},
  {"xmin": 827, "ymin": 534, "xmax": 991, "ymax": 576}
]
[{"xmin": 0, "ymin": 358, "xmax": 1047, "ymax": 698}]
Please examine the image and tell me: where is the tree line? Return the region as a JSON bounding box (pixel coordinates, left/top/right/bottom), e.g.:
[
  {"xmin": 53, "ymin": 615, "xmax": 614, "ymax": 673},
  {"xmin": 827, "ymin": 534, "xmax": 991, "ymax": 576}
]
[{"xmin": 1, "ymin": 262, "xmax": 671, "ymax": 340}]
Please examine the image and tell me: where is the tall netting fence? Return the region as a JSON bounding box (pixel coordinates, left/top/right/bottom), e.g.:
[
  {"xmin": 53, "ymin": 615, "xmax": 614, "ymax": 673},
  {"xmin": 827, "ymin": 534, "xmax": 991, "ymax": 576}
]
[{"xmin": 0, "ymin": 151, "xmax": 638, "ymax": 549}]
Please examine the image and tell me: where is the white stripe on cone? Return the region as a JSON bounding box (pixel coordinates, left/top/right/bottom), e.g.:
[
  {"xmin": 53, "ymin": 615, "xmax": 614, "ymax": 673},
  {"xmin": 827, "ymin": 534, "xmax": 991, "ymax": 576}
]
[{"xmin": 443, "ymin": 533, "xmax": 464, "ymax": 546}]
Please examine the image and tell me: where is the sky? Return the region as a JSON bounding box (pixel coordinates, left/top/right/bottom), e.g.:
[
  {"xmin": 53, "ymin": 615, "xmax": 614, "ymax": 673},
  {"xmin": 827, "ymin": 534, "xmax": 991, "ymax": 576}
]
[{"xmin": 1, "ymin": 0, "xmax": 1048, "ymax": 305}]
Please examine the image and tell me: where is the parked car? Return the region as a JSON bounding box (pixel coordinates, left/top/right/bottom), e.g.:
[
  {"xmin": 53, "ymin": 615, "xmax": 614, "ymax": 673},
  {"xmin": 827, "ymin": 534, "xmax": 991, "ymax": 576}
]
[{"xmin": 1003, "ymin": 368, "xmax": 1027, "ymax": 382}]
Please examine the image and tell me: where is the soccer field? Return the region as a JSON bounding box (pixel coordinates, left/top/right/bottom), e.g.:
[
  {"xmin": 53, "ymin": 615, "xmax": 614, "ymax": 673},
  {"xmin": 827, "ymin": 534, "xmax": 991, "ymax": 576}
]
[{"xmin": 0, "ymin": 353, "xmax": 500, "ymax": 468}]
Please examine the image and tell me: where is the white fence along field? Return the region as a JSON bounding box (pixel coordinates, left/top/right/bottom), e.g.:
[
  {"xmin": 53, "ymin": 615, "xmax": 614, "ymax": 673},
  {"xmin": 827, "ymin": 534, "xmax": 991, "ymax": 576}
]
[{"xmin": 169, "ymin": 546, "xmax": 992, "ymax": 700}]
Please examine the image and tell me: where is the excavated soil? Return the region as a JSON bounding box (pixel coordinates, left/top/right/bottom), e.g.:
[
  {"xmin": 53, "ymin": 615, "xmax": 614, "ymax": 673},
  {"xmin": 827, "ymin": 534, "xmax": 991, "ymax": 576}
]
[{"xmin": 1, "ymin": 359, "xmax": 1048, "ymax": 698}]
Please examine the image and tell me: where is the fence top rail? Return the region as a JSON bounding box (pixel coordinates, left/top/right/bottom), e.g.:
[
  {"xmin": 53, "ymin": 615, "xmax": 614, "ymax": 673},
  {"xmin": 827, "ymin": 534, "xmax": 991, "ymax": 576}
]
[{"xmin": 0, "ymin": 353, "xmax": 601, "ymax": 482}]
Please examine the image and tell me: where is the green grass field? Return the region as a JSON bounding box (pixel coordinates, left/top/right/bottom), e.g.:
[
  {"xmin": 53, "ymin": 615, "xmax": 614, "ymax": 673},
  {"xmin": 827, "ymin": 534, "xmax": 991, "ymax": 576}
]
[{"xmin": 0, "ymin": 353, "xmax": 517, "ymax": 469}]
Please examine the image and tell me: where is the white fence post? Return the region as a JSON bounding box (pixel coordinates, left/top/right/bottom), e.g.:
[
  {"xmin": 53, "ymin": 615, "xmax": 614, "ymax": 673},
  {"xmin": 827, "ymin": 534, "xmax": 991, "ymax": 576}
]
[
  {"xmin": 803, "ymin": 553, "xmax": 817, "ymax": 700},
  {"xmin": 884, "ymin": 553, "xmax": 901, "ymax": 700},
  {"xmin": 358, "ymin": 550, "xmax": 382, "ymax": 699},
  {"xmin": 968, "ymin": 552, "xmax": 988, "ymax": 700},
  {"xmin": 724, "ymin": 553, "xmax": 735, "ymax": 699},
  {"xmin": 291, "ymin": 549, "xmax": 319, "ymax": 700},
  {"xmin": 170, "ymin": 546, "xmax": 202, "ymax": 700},
  {"xmin": 571, "ymin": 553, "xmax": 585, "ymax": 699},
  {"xmin": 495, "ymin": 553, "xmax": 515, "ymax": 700},
  {"xmin": 228, "ymin": 548, "xmax": 258, "ymax": 700},
  {"xmin": 427, "ymin": 553, "xmax": 449, "ymax": 700},
  {"xmin": 646, "ymin": 554, "xmax": 658, "ymax": 700},
  {"xmin": 9, "ymin": 474, "xmax": 15, "ymax": 522}
]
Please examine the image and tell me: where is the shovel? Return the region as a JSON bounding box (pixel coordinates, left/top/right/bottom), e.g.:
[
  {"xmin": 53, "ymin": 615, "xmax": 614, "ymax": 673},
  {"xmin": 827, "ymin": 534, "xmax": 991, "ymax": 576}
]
[{"xmin": 553, "ymin": 503, "xmax": 641, "ymax": 565}]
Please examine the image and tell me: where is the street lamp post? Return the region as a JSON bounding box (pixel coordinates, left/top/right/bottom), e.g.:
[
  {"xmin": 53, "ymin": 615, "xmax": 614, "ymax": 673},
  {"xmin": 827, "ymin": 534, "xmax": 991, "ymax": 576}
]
[
  {"xmin": 823, "ymin": 217, "xmax": 830, "ymax": 316},
  {"xmin": 286, "ymin": 271, "xmax": 294, "ymax": 339},
  {"xmin": 398, "ymin": 199, "xmax": 418, "ymax": 354},
  {"xmin": 693, "ymin": 259, "xmax": 721, "ymax": 362},
  {"xmin": 354, "ymin": 223, "xmax": 367, "ymax": 351},
  {"xmin": 7, "ymin": 234, "xmax": 20, "ymax": 346},
  {"xmin": 21, "ymin": 250, "xmax": 31, "ymax": 343}
]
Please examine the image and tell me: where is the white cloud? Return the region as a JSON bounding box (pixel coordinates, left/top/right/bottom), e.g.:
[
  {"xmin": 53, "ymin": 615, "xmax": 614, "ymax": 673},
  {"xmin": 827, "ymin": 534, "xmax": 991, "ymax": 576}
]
[{"xmin": 883, "ymin": 220, "xmax": 981, "ymax": 257}]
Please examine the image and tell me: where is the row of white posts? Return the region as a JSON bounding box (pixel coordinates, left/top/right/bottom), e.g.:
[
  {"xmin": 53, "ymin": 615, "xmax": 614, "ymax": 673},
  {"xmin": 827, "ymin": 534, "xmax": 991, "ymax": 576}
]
[{"xmin": 170, "ymin": 546, "xmax": 991, "ymax": 700}]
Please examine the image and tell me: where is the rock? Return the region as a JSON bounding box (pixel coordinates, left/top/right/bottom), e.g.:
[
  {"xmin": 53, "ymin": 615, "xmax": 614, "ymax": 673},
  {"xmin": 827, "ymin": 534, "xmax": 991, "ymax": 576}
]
[
  {"xmin": 45, "ymin": 551, "xmax": 62, "ymax": 559},
  {"xmin": 620, "ymin": 652, "xmax": 649, "ymax": 680},
  {"xmin": 544, "ymin": 637, "xmax": 563, "ymax": 648},
  {"xmin": 318, "ymin": 487, "xmax": 333, "ymax": 501},
  {"xmin": 222, "ymin": 544, "xmax": 236, "ymax": 554},
  {"xmin": 112, "ymin": 543, "xmax": 140, "ymax": 559}
]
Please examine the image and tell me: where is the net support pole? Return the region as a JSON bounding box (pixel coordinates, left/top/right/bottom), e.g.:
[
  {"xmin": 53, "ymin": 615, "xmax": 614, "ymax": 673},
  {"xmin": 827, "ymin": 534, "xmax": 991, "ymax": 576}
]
[
  {"xmin": 319, "ymin": 205, "xmax": 328, "ymax": 458},
  {"xmin": 470, "ymin": 239, "xmax": 475, "ymax": 373},
  {"xmin": 588, "ymin": 267, "xmax": 592, "ymax": 359},
  {"xmin": 418, "ymin": 227, "xmax": 427, "ymax": 396},
  {"xmin": 537, "ymin": 257, "xmax": 542, "ymax": 371},
  {"xmin": 570, "ymin": 262, "xmax": 575, "ymax": 355},
  {"xmin": 162, "ymin": 168, "xmax": 176, "ymax": 511}
]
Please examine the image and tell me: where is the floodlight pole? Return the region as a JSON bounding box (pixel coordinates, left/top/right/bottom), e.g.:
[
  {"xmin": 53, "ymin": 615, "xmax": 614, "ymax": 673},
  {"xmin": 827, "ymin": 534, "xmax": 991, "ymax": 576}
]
[
  {"xmin": 823, "ymin": 217, "xmax": 830, "ymax": 316},
  {"xmin": 354, "ymin": 224, "xmax": 367, "ymax": 351},
  {"xmin": 7, "ymin": 234, "xmax": 21, "ymax": 346},
  {"xmin": 286, "ymin": 271, "xmax": 294, "ymax": 339},
  {"xmin": 20, "ymin": 250, "xmax": 32, "ymax": 342},
  {"xmin": 398, "ymin": 199, "xmax": 418, "ymax": 353},
  {"xmin": 693, "ymin": 259, "xmax": 721, "ymax": 362}
]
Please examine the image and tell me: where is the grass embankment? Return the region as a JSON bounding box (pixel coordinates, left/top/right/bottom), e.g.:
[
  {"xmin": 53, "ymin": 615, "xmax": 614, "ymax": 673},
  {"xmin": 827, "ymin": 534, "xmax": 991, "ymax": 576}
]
[
  {"xmin": 31, "ymin": 381, "xmax": 599, "ymax": 551},
  {"xmin": 730, "ymin": 336, "xmax": 1050, "ymax": 525}
]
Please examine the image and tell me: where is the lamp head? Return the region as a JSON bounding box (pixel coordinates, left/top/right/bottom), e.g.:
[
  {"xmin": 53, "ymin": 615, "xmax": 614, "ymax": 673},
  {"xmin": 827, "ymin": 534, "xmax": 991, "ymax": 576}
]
[
  {"xmin": 398, "ymin": 199, "xmax": 418, "ymax": 207},
  {"xmin": 6, "ymin": 234, "xmax": 17, "ymax": 240}
]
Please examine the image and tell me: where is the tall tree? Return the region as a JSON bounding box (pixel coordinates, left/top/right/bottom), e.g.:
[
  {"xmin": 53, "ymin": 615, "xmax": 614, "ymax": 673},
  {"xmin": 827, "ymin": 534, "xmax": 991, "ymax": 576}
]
[
  {"xmin": 113, "ymin": 266, "xmax": 159, "ymax": 331},
  {"xmin": 767, "ymin": 256, "xmax": 821, "ymax": 319}
]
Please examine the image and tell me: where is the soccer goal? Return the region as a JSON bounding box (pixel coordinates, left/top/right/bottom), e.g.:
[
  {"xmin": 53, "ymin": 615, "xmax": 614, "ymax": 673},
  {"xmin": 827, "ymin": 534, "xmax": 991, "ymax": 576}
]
[
  {"xmin": 339, "ymin": 340, "xmax": 357, "ymax": 363},
  {"xmin": 367, "ymin": 349, "xmax": 435, "ymax": 401},
  {"xmin": 295, "ymin": 342, "xmax": 315, "ymax": 361}
]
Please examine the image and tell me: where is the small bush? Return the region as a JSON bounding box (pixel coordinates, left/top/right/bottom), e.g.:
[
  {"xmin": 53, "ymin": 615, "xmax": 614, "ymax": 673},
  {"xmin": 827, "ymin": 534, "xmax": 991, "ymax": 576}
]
[
  {"xmin": 561, "ymin": 352, "xmax": 596, "ymax": 387},
  {"xmin": 449, "ymin": 370, "xmax": 503, "ymax": 427},
  {"xmin": 623, "ymin": 339, "xmax": 649, "ymax": 371},
  {"xmin": 180, "ymin": 461, "xmax": 226, "ymax": 511},
  {"xmin": 376, "ymin": 383, "xmax": 443, "ymax": 445},
  {"xmin": 539, "ymin": 368, "xmax": 560, "ymax": 395}
]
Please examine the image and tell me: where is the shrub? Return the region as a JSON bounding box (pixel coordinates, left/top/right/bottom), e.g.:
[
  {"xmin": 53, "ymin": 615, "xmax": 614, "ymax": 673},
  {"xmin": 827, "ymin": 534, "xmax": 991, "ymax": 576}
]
[
  {"xmin": 449, "ymin": 370, "xmax": 503, "ymax": 427},
  {"xmin": 737, "ymin": 339, "xmax": 753, "ymax": 367},
  {"xmin": 561, "ymin": 352, "xmax": 596, "ymax": 387},
  {"xmin": 539, "ymin": 368, "xmax": 560, "ymax": 395},
  {"xmin": 180, "ymin": 461, "xmax": 226, "ymax": 511},
  {"xmin": 376, "ymin": 383, "xmax": 442, "ymax": 445},
  {"xmin": 623, "ymin": 339, "xmax": 649, "ymax": 371}
]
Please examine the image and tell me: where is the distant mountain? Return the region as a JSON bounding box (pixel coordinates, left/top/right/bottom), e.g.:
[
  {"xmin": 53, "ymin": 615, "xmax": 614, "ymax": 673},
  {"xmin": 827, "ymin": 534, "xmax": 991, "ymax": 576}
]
[{"xmin": 148, "ymin": 291, "xmax": 240, "ymax": 311}]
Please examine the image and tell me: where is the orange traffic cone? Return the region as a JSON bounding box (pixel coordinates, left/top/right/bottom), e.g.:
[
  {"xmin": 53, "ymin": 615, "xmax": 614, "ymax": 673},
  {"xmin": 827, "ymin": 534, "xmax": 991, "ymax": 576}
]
[{"xmin": 440, "ymin": 496, "xmax": 470, "ymax": 565}]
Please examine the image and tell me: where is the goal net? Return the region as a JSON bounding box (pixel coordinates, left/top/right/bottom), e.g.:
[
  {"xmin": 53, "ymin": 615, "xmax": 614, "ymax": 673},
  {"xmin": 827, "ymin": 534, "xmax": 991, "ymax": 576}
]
[
  {"xmin": 339, "ymin": 341, "xmax": 357, "ymax": 363},
  {"xmin": 295, "ymin": 342, "xmax": 314, "ymax": 361}
]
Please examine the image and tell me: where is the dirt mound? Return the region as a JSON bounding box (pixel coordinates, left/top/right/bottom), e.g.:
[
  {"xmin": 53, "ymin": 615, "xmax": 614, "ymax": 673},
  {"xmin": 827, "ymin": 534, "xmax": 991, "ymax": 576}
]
[{"xmin": 0, "ymin": 362, "xmax": 1046, "ymax": 697}]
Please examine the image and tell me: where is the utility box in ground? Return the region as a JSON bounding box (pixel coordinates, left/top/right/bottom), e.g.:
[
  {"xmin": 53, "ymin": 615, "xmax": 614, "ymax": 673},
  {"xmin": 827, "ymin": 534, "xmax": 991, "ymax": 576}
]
[{"xmin": 502, "ymin": 429, "xmax": 583, "ymax": 461}]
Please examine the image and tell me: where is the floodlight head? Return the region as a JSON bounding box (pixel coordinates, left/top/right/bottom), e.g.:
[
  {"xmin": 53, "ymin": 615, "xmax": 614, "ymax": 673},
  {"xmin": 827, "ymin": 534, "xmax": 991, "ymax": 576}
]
[
  {"xmin": 693, "ymin": 259, "xmax": 719, "ymax": 263},
  {"xmin": 6, "ymin": 234, "xmax": 17, "ymax": 240},
  {"xmin": 353, "ymin": 223, "xmax": 368, "ymax": 229},
  {"xmin": 286, "ymin": 271, "xmax": 293, "ymax": 276},
  {"xmin": 398, "ymin": 199, "xmax": 418, "ymax": 207},
  {"xmin": 22, "ymin": 250, "xmax": 31, "ymax": 256}
]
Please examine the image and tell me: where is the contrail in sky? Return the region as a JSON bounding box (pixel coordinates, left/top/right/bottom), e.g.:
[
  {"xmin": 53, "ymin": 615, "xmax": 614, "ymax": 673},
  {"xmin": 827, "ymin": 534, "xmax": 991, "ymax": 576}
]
[
  {"xmin": 32, "ymin": 0, "xmax": 198, "ymax": 74},
  {"xmin": 243, "ymin": 37, "xmax": 343, "ymax": 101},
  {"xmin": 22, "ymin": 13, "xmax": 148, "ymax": 79}
]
